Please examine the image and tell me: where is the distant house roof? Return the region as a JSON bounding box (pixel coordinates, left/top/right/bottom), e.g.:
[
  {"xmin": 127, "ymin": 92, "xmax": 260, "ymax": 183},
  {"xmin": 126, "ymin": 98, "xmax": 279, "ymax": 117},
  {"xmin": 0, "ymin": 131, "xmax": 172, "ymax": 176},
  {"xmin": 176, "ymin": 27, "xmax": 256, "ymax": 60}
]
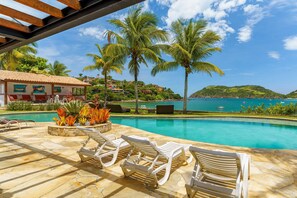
[{"xmin": 0, "ymin": 70, "xmax": 90, "ymax": 86}]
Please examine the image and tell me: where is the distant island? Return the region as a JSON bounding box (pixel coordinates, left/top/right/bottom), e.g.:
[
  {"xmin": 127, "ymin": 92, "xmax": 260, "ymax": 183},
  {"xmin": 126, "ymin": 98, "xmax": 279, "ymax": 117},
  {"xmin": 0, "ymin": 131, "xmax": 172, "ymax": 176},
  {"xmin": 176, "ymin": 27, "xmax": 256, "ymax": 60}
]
[{"xmin": 190, "ymin": 85, "xmax": 296, "ymax": 99}]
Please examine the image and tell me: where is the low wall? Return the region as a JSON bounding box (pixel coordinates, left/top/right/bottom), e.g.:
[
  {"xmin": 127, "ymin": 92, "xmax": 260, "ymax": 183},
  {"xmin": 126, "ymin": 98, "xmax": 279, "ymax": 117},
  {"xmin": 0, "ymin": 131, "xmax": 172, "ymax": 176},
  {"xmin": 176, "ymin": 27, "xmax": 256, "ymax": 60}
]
[{"xmin": 48, "ymin": 121, "xmax": 112, "ymax": 136}]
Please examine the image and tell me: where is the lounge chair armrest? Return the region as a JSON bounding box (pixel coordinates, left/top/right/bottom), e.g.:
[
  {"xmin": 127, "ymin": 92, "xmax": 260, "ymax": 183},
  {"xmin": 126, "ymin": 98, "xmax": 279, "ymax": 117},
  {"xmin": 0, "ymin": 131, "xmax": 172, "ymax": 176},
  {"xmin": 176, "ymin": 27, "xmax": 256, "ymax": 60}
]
[
  {"xmin": 170, "ymin": 146, "xmax": 184, "ymax": 158},
  {"xmin": 105, "ymin": 134, "xmax": 116, "ymax": 140}
]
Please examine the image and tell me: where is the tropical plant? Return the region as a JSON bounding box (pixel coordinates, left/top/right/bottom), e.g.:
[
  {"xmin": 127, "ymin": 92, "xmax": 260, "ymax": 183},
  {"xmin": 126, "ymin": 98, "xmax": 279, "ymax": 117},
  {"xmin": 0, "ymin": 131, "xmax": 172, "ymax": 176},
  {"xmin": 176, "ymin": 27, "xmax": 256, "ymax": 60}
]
[
  {"xmin": 53, "ymin": 107, "xmax": 67, "ymax": 126},
  {"xmin": 65, "ymin": 115, "xmax": 77, "ymax": 126},
  {"xmin": 106, "ymin": 6, "xmax": 168, "ymax": 113},
  {"xmin": 57, "ymin": 107, "xmax": 66, "ymax": 118},
  {"xmin": 90, "ymin": 108, "xmax": 110, "ymax": 124},
  {"xmin": 151, "ymin": 19, "xmax": 224, "ymax": 113},
  {"xmin": 78, "ymin": 117, "xmax": 88, "ymax": 126},
  {"xmin": 0, "ymin": 43, "xmax": 37, "ymax": 71},
  {"xmin": 64, "ymin": 100, "xmax": 84, "ymax": 116},
  {"xmin": 84, "ymin": 44, "xmax": 124, "ymax": 107},
  {"xmin": 17, "ymin": 55, "xmax": 49, "ymax": 74},
  {"xmin": 53, "ymin": 116, "xmax": 66, "ymax": 126},
  {"xmin": 79, "ymin": 104, "xmax": 91, "ymax": 118},
  {"xmin": 47, "ymin": 60, "xmax": 71, "ymax": 76}
]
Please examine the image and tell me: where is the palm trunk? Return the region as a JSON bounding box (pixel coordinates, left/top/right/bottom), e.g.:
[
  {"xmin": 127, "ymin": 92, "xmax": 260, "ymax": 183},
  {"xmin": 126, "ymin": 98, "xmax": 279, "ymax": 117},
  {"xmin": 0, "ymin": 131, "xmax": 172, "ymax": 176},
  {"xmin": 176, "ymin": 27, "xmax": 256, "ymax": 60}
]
[
  {"xmin": 134, "ymin": 71, "xmax": 139, "ymax": 114},
  {"xmin": 183, "ymin": 69, "xmax": 188, "ymax": 114},
  {"xmin": 104, "ymin": 72, "xmax": 107, "ymax": 108}
]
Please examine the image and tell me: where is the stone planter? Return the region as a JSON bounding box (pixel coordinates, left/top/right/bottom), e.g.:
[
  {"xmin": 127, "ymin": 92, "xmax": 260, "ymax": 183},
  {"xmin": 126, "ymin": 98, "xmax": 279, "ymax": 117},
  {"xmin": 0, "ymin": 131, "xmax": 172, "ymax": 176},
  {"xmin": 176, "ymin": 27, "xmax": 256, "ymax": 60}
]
[{"xmin": 48, "ymin": 121, "xmax": 112, "ymax": 137}]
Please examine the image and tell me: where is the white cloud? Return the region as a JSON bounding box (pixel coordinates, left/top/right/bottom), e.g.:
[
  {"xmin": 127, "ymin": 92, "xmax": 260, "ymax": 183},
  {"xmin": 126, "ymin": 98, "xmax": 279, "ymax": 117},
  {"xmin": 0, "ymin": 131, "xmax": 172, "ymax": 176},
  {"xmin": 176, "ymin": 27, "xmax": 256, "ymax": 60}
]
[
  {"xmin": 237, "ymin": 26, "xmax": 252, "ymax": 42},
  {"xmin": 237, "ymin": 4, "xmax": 265, "ymax": 42},
  {"xmin": 268, "ymin": 51, "xmax": 280, "ymax": 59},
  {"xmin": 203, "ymin": 8, "xmax": 226, "ymax": 20},
  {"xmin": 284, "ymin": 36, "xmax": 297, "ymax": 50},
  {"xmin": 158, "ymin": 0, "xmax": 247, "ymax": 42},
  {"xmin": 165, "ymin": 0, "xmax": 217, "ymax": 25},
  {"xmin": 78, "ymin": 27, "xmax": 106, "ymax": 40},
  {"xmin": 207, "ymin": 20, "xmax": 235, "ymax": 41},
  {"xmin": 218, "ymin": 0, "xmax": 246, "ymax": 11}
]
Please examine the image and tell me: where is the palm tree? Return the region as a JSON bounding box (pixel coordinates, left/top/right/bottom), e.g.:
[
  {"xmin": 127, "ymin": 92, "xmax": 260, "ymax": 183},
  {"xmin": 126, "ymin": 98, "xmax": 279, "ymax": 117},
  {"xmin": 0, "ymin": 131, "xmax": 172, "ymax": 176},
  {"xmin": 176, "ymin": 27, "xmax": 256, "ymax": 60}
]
[
  {"xmin": 106, "ymin": 6, "xmax": 168, "ymax": 114},
  {"xmin": 152, "ymin": 19, "xmax": 224, "ymax": 114},
  {"xmin": 0, "ymin": 43, "xmax": 37, "ymax": 71},
  {"xmin": 47, "ymin": 60, "xmax": 71, "ymax": 76},
  {"xmin": 83, "ymin": 44, "xmax": 124, "ymax": 107}
]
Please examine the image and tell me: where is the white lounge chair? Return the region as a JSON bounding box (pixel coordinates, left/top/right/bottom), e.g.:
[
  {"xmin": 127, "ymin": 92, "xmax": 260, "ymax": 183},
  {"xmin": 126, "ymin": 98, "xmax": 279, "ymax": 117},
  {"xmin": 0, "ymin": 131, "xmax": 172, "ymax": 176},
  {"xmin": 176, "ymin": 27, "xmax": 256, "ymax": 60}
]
[
  {"xmin": 121, "ymin": 135, "xmax": 193, "ymax": 187},
  {"xmin": 185, "ymin": 146, "xmax": 251, "ymax": 198},
  {"xmin": 76, "ymin": 127, "xmax": 130, "ymax": 168}
]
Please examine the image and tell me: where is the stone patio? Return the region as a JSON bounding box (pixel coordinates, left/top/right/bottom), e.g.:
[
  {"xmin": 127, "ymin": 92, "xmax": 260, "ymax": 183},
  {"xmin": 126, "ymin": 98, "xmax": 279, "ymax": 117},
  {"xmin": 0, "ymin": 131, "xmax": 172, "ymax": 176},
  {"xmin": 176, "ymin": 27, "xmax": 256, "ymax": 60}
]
[{"xmin": 0, "ymin": 122, "xmax": 296, "ymax": 197}]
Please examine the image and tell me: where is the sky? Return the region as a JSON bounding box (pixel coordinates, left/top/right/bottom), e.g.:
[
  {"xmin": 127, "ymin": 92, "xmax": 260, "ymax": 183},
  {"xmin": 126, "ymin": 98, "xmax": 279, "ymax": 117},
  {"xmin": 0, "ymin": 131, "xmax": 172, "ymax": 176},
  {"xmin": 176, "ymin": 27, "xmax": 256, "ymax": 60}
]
[{"xmin": 3, "ymin": 0, "xmax": 297, "ymax": 95}]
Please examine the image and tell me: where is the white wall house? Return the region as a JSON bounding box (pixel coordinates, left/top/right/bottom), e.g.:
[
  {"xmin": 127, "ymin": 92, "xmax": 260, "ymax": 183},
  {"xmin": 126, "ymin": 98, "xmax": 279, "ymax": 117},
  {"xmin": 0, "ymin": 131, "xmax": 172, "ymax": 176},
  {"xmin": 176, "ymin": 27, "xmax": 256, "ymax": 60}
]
[{"xmin": 0, "ymin": 70, "xmax": 90, "ymax": 105}]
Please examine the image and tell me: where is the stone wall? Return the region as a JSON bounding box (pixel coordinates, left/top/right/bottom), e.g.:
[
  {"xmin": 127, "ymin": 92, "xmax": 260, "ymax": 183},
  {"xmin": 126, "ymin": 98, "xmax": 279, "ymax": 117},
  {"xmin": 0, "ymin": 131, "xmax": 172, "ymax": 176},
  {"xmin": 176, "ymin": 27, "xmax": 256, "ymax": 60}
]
[{"xmin": 48, "ymin": 121, "xmax": 112, "ymax": 136}]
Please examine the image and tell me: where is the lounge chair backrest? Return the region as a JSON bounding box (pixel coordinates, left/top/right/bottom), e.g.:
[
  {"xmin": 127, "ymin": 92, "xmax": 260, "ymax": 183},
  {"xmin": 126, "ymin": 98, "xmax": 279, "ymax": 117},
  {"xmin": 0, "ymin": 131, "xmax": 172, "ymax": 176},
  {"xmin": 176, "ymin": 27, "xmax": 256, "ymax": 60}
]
[
  {"xmin": 122, "ymin": 135, "xmax": 161, "ymax": 158},
  {"xmin": 190, "ymin": 147, "xmax": 241, "ymax": 179},
  {"xmin": 77, "ymin": 127, "xmax": 115, "ymax": 147}
]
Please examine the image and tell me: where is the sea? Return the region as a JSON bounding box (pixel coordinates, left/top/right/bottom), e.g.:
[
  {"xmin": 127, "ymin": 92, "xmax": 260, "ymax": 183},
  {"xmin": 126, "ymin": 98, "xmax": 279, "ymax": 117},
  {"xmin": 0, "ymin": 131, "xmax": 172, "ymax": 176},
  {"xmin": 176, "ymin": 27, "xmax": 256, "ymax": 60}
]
[{"xmin": 120, "ymin": 98, "xmax": 297, "ymax": 112}]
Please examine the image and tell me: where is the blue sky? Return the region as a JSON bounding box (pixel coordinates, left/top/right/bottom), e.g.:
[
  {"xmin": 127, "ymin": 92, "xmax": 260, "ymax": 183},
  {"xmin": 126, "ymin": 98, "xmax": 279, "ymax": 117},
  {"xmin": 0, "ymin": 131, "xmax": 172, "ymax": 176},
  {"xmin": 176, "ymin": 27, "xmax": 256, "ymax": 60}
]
[{"xmin": 24, "ymin": 0, "xmax": 297, "ymax": 95}]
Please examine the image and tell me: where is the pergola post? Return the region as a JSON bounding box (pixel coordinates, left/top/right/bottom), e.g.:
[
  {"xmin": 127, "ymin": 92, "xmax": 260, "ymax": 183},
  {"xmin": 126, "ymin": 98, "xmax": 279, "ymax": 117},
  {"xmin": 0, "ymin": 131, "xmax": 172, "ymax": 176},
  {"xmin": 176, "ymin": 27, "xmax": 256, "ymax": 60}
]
[
  {"xmin": 4, "ymin": 81, "xmax": 7, "ymax": 105},
  {"xmin": 51, "ymin": 84, "xmax": 54, "ymax": 98}
]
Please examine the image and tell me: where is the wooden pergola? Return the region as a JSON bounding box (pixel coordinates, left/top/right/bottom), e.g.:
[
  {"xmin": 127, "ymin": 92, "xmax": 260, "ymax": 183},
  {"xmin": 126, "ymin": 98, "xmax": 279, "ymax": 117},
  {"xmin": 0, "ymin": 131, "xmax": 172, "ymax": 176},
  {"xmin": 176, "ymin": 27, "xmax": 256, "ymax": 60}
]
[{"xmin": 0, "ymin": 0, "xmax": 143, "ymax": 53}]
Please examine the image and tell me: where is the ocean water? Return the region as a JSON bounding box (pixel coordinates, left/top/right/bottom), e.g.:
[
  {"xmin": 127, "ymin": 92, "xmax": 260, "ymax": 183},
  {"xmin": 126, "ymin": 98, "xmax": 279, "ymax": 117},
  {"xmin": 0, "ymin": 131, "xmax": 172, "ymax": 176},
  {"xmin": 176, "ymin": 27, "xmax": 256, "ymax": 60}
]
[{"xmin": 120, "ymin": 98, "xmax": 297, "ymax": 112}]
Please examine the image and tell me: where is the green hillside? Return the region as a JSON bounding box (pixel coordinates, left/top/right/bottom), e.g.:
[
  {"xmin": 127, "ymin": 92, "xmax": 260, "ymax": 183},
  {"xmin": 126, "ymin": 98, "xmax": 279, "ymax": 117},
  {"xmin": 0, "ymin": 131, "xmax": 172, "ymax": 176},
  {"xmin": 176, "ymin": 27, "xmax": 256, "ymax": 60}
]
[
  {"xmin": 286, "ymin": 90, "xmax": 297, "ymax": 98},
  {"xmin": 190, "ymin": 85, "xmax": 285, "ymax": 98},
  {"xmin": 81, "ymin": 76, "xmax": 182, "ymax": 101}
]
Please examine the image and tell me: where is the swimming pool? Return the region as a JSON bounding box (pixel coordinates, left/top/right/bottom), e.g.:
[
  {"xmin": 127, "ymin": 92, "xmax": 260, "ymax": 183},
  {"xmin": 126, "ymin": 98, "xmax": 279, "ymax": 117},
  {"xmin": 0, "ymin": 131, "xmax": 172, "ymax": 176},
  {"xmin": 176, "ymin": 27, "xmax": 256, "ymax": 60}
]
[{"xmin": 1, "ymin": 112, "xmax": 297, "ymax": 149}]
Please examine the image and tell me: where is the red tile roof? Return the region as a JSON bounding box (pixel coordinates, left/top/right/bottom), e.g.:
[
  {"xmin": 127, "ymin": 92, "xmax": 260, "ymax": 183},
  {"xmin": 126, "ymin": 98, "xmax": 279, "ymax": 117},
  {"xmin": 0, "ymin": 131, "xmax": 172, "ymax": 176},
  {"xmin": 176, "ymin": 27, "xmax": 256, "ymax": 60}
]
[{"xmin": 0, "ymin": 70, "xmax": 90, "ymax": 86}]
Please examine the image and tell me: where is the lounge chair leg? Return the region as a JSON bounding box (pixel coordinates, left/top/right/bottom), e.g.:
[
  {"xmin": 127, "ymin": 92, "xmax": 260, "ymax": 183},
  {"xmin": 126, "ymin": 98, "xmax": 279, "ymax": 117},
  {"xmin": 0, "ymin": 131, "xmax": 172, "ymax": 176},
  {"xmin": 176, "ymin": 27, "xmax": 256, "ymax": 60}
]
[
  {"xmin": 99, "ymin": 152, "xmax": 118, "ymax": 168},
  {"xmin": 157, "ymin": 162, "xmax": 172, "ymax": 186},
  {"xmin": 121, "ymin": 165, "xmax": 136, "ymax": 177}
]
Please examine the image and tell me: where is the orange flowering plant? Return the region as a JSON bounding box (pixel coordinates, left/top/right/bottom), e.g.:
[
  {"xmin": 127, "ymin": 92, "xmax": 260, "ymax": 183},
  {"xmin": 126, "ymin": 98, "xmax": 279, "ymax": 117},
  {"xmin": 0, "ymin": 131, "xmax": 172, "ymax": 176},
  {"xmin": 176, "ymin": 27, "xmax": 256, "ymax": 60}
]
[
  {"xmin": 53, "ymin": 100, "xmax": 110, "ymax": 126},
  {"xmin": 65, "ymin": 115, "xmax": 77, "ymax": 126}
]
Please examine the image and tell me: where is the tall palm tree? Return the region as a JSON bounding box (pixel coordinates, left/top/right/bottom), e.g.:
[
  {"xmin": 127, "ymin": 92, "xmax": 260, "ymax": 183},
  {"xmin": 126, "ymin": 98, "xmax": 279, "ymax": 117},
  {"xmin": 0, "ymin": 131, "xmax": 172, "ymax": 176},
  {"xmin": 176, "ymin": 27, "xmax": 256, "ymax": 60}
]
[
  {"xmin": 106, "ymin": 6, "xmax": 168, "ymax": 114},
  {"xmin": 48, "ymin": 60, "xmax": 71, "ymax": 76},
  {"xmin": 0, "ymin": 43, "xmax": 37, "ymax": 71},
  {"xmin": 152, "ymin": 19, "xmax": 224, "ymax": 114},
  {"xmin": 83, "ymin": 44, "xmax": 124, "ymax": 107}
]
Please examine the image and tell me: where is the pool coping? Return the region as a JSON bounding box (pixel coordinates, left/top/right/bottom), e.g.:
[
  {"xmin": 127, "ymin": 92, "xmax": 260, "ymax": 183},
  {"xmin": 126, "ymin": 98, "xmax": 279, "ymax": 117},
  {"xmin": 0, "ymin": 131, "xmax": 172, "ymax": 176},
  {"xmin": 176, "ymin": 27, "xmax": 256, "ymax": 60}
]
[{"xmin": 2, "ymin": 111, "xmax": 297, "ymax": 123}]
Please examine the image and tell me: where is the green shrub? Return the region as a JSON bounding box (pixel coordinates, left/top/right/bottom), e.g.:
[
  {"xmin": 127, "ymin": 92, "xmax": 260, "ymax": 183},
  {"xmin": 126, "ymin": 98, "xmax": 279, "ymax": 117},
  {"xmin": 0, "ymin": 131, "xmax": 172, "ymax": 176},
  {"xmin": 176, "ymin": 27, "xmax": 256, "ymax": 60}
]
[
  {"xmin": 46, "ymin": 103, "xmax": 53, "ymax": 111},
  {"xmin": 38, "ymin": 105, "xmax": 45, "ymax": 111},
  {"xmin": 241, "ymin": 102, "xmax": 297, "ymax": 116},
  {"xmin": 7, "ymin": 101, "xmax": 33, "ymax": 111}
]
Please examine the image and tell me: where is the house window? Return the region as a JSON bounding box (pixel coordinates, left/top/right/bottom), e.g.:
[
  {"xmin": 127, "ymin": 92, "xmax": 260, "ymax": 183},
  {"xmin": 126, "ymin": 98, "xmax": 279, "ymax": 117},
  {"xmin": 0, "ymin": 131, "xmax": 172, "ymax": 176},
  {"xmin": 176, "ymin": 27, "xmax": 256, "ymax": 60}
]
[
  {"xmin": 14, "ymin": 84, "xmax": 27, "ymax": 93},
  {"xmin": 72, "ymin": 87, "xmax": 84, "ymax": 96}
]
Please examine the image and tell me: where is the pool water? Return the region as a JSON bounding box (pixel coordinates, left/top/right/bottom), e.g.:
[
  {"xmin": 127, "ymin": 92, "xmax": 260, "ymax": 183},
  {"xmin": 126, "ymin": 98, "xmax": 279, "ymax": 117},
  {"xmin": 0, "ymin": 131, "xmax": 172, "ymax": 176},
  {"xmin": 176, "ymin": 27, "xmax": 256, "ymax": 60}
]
[{"xmin": 1, "ymin": 113, "xmax": 297, "ymax": 149}]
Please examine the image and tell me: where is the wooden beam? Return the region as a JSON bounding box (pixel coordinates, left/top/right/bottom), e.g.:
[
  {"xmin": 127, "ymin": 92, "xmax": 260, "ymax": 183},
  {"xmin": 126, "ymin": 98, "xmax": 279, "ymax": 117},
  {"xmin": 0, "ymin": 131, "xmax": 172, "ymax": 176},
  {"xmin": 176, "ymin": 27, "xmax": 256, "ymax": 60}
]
[
  {"xmin": 0, "ymin": 18, "xmax": 30, "ymax": 33},
  {"xmin": 58, "ymin": 0, "xmax": 81, "ymax": 10},
  {"xmin": 0, "ymin": 5, "xmax": 44, "ymax": 27},
  {"xmin": 0, "ymin": 37, "xmax": 7, "ymax": 43},
  {"xmin": 14, "ymin": 0, "xmax": 63, "ymax": 18}
]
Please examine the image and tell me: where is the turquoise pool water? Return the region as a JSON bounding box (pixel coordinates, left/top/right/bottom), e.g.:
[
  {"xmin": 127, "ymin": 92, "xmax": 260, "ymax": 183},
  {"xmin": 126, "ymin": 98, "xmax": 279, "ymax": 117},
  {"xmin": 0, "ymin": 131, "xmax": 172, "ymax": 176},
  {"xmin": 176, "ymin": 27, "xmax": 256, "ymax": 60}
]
[{"xmin": 1, "ymin": 113, "xmax": 297, "ymax": 149}]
